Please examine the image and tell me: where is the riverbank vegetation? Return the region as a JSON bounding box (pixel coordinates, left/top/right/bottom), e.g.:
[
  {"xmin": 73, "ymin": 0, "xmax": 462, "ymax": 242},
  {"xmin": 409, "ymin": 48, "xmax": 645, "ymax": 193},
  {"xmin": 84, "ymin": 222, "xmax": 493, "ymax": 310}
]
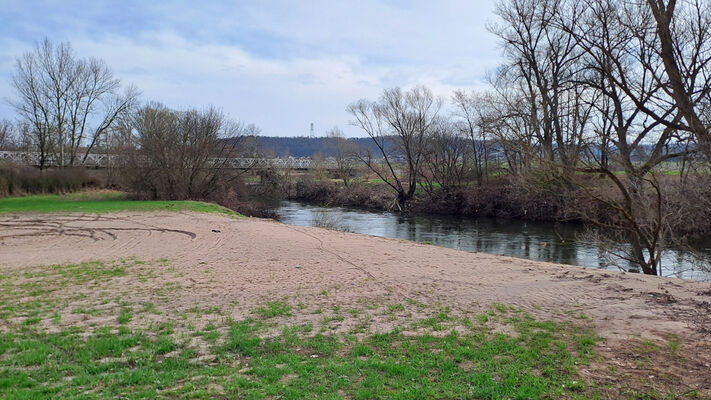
[
  {"xmin": 0, "ymin": 165, "xmax": 103, "ymax": 198},
  {"xmin": 298, "ymin": 0, "xmax": 711, "ymax": 276}
]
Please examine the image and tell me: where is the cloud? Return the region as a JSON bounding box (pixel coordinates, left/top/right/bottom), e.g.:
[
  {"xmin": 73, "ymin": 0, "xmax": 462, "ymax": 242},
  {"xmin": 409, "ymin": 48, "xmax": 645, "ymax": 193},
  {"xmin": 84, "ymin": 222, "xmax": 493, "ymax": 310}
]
[{"xmin": 0, "ymin": 0, "xmax": 501, "ymax": 137}]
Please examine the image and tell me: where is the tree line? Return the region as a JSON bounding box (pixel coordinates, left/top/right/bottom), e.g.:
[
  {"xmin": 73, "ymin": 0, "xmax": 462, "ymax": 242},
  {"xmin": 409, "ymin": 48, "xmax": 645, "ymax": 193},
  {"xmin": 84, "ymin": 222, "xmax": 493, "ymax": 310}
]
[{"xmin": 1, "ymin": 39, "xmax": 265, "ymax": 203}]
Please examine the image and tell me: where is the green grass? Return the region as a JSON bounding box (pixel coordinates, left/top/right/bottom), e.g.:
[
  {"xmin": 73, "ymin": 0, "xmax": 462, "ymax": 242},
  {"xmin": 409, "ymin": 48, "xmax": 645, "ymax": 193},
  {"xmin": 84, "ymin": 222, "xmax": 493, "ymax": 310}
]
[
  {"xmin": 0, "ymin": 259, "xmax": 144, "ymax": 326},
  {"xmin": 0, "ymin": 190, "xmax": 241, "ymax": 216},
  {"xmin": 0, "ymin": 257, "xmax": 607, "ymax": 399},
  {"xmin": 117, "ymin": 307, "xmax": 133, "ymax": 324},
  {"xmin": 0, "ymin": 258, "xmax": 600, "ymax": 399},
  {"xmin": 254, "ymin": 301, "xmax": 292, "ymax": 318},
  {"xmin": 0, "ymin": 310, "xmax": 597, "ymax": 399}
]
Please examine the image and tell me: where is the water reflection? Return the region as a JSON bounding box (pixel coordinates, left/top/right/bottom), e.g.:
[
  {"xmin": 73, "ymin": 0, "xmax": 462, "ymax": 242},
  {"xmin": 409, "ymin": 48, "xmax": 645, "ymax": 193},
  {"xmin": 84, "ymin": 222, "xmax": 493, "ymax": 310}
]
[{"xmin": 277, "ymin": 201, "xmax": 711, "ymax": 281}]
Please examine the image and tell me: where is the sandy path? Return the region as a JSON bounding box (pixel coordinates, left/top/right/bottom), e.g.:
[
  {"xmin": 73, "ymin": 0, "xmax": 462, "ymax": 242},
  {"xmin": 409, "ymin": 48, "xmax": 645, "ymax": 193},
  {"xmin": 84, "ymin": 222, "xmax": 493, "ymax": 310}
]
[{"xmin": 1, "ymin": 212, "xmax": 711, "ymax": 391}]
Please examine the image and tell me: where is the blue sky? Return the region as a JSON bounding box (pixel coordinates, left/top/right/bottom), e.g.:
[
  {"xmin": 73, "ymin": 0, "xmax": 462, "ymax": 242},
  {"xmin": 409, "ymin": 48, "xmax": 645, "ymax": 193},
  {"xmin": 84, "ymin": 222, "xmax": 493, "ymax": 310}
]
[{"xmin": 0, "ymin": 1, "xmax": 500, "ymax": 137}]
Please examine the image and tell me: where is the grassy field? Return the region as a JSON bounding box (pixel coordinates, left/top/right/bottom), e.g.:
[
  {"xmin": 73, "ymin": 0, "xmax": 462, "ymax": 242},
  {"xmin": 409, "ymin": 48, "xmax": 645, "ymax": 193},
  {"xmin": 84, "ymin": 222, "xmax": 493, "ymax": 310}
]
[
  {"xmin": 0, "ymin": 191, "xmax": 240, "ymax": 216},
  {"xmin": 0, "ymin": 258, "xmax": 602, "ymax": 399}
]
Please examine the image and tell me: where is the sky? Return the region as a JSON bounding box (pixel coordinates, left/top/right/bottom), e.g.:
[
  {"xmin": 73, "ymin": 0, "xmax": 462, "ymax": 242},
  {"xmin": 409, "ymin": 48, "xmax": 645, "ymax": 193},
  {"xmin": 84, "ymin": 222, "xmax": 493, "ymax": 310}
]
[{"xmin": 0, "ymin": 1, "xmax": 501, "ymax": 137}]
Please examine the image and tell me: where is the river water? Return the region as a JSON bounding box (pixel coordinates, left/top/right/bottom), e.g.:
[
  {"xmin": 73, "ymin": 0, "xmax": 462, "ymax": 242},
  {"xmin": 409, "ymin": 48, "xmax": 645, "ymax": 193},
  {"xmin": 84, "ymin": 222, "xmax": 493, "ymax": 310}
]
[{"xmin": 277, "ymin": 201, "xmax": 711, "ymax": 281}]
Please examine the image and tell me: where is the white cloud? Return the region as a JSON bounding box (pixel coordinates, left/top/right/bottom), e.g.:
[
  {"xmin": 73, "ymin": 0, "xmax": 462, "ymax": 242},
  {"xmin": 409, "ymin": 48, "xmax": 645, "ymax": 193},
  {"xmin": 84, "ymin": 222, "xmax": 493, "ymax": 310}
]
[{"xmin": 0, "ymin": 1, "xmax": 502, "ymax": 137}]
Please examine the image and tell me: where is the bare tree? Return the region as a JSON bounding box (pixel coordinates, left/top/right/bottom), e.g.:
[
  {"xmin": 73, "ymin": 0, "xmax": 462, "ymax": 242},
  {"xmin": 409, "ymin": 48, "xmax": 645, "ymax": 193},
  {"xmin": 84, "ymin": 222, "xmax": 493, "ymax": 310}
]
[
  {"xmin": 123, "ymin": 103, "xmax": 247, "ymax": 200},
  {"xmin": 486, "ymin": 0, "xmax": 702, "ymax": 274},
  {"xmin": 326, "ymin": 126, "xmax": 358, "ymax": 186},
  {"xmin": 451, "ymin": 90, "xmax": 495, "ymax": 183},
  {"xmin": 348, "ymin": 86, "xmax": 441, "ymax": 210},
  {"xmin": 308, "ymin": 152, "xmax": 330, "ymax": 181},
  {"xmin": 420, "ymin": 120, "xmax": 471, "ymax": 192},
  {"xmin": 480, "ymin": 81, "xmax": 539, "ymax": 176},
  {"xmin": 555, "ymin": 0, "xmax": 696, "ymax": 275},
  {"xmin": 490, "ymin": 0, "xmax": 587, "ymax": 172},
  {"xmin": 0, "ymin": 120, "xmax": 15, "ymax": 150},
  {"xmin": 645, "ymin": 0, "xmax": 711, "ymax": 161},
  {"xmin": 10, "ymin": 38, "xmax": 138, "ymax": 168}
]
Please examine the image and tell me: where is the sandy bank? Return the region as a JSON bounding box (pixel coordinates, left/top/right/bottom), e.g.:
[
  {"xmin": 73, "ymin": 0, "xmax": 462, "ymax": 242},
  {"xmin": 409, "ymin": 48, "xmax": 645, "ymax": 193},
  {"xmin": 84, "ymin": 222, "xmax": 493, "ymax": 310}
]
[{"xmin": 1, "ymin": 212, "xmax": 710, "ymax": 391}]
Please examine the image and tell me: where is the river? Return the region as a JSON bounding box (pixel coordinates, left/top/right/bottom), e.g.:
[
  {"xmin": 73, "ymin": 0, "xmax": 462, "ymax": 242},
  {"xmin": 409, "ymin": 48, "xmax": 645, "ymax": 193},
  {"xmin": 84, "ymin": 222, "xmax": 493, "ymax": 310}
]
[{"xmin": 277, "ymin": 201, "xmax": 711, "ymax": 281}]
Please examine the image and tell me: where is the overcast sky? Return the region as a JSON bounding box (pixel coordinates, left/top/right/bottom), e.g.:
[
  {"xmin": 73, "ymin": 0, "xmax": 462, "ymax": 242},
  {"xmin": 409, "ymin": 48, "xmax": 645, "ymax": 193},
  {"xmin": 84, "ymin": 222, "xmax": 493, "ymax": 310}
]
[{"xmin": 0, "ymin": 1, "xmax": 501, "ymax": 137}]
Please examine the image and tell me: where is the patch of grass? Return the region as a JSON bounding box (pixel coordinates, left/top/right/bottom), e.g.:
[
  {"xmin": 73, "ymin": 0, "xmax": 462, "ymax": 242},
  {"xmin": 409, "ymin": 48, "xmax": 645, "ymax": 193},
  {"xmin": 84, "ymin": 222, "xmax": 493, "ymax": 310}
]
[
  {"xmin": 73, "ymin": 307, "xmax": 102, "ymax": 316},
  {"xmin": 117, "ymin": 307, "xmax": 133, "ymax": 324},
  {"xmin": 254, "ymin": 301, "xmax": 291, "ymax": 318},
  {"xmin": 0, "ymin": 260, "xmax": 137, "ymax": 323},
  {"xmin": 0, "ymin": 255, "xmax": 606, "ymax": 398},
  {"xmin": 493, "ymin": 303, "xmax": 510, "ymax": 314},
  {"xmin": 0, "ymin": 190, "xmax": 241, "ymax": 217},
  {"xmin": 200, "ymin": 323, "xmax": 221, "ymax": 343},
  {"xmin": 32, "ymin": 260, "xmax": 128, "ymax": 286},
  {"xmin": 22, "ymin": 315, "xmax": 41, "ymax": 326},
  {"xmin": 641, "ymin": 339, "xmax": 659, "ymax": 354},
  {"xmin": 0, "ymin": 301, "xmax": 600, "ymax": 399},
  {"xmin": 320, "ymin": 313, "xmax": 345, "ymax": 325},
  {"xmin": 141, "ymin": 302, "xmax": 159, "ymax": 314},
  {"xmin": 214, "ymin": 314, "xmax": 592, "ymax": 399},
  {"xmin": 188, "ymin": 305, "xmax": 222, "ymax": 315},
  {"xmin": 667, "ymin": 335, "xmax": 680, "ymax": 356}
]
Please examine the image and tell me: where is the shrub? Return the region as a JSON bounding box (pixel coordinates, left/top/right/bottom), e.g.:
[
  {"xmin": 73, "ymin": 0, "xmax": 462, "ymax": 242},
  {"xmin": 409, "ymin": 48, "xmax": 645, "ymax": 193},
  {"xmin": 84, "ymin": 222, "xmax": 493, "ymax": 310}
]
[{"xmin": 0, "ymin": 164, "xmax": 103, "ymax": 198}]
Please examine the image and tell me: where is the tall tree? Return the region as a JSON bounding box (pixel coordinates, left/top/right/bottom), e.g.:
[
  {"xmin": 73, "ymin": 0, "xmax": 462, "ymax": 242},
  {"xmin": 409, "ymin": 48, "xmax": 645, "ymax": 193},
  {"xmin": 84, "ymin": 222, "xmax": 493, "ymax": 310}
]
[
  {"xmin": 557, "ymin": 0, "xmax": 694, "ymax": 274},
  {"xmin": 451, "ymin": 90, "xmax": 493, "ymax": 184},
  {"xmin": 10, "ymin": 39, "xmax": 138, "ymax": 168},
  {"xmin": 124, "ymin": 103, "xmax": 247, "ymax": 200},
  {"xmin": 326, "ymin": 126, "xmax": 358, "ymax": 186},
  {"xmin": 490, "ymin": 0, "xmax": 587, "ymax": 171},
  {"xmin": 348, "ymin": 86, "xmax": 441, "ymax": 210},
  {"xmin": 0, "ymin": 120, "xmax": 15, "ymax": 150},
  {"xmin": 646, "ymin": 0, "xmax": 711, "ymax": 160}
]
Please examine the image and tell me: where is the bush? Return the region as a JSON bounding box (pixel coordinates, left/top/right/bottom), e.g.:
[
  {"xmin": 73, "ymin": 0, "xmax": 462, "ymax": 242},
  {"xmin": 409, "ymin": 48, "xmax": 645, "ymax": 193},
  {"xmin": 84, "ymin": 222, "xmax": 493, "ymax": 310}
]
[
  {"xmin": 294, "ymin": 179, "xmax": 394, "ymax": 210},
  {"xmin": 0, "ymin": 164, "xmax": 103, "ymax": 198},
  {"xmin": 311, "ymin": 211, "xmax": 351, "ymax": 232}
]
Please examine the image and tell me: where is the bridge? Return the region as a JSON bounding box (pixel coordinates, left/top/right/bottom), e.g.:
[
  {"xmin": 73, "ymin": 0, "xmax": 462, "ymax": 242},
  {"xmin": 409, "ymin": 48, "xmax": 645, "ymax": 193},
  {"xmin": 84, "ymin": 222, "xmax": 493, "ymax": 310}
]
[{"xmin": 0, "ymin": 151, "xmax": 341, "ymax": 170}]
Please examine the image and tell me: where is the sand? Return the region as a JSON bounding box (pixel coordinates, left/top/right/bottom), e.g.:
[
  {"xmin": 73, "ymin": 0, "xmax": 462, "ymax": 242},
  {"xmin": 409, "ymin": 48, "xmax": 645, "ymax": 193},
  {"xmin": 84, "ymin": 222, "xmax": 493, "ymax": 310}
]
[{"xmin": 1, "ymin": 211, "xmax": 710, "ymax": 392}]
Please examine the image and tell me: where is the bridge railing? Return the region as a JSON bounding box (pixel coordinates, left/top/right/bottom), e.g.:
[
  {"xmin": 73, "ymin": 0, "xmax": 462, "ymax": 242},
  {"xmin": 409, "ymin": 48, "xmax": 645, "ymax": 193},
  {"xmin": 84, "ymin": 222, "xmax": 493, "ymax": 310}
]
[
  {"xmin": 0, "ymin": 151, "xmax": 115, "ymax": 167},
  {"xmin": 0, "ymin": 151, "xmax": 345, "ymax": 170}
]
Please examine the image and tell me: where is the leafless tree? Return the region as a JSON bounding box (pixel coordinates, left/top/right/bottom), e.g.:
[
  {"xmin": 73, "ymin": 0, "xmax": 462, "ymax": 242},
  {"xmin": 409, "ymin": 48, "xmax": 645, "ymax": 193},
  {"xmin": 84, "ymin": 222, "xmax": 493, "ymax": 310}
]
[
  {"xmin": 308, "ymin": 152, "xmax": 330, "ymax": 181},
  {"xmin": 479, "ymin": 79, "xmax": 539, "ymax": 176},
  {"xmin": 451, "ymin": 90, "xmax": 497, "ymax": 183},
  {"xmin": 645, "ymin": 0, "xmax": 711, "ymax": 161},
  {"xmin": 326, "ymin": 126, "xmax": 358, "ymax": 186},
  {"xmin": 490, "ymin": 0, "xmax": 588, "ymax": 173},
  {"xmin": 420, "ymin": 119, "xmax": 471, "ymax": 193},
  {"xmin": 487, "ymin": 0, "xmax": 703, "ymax": 274},
  {"xmin": 10, "ymin": 38, "xmax": 138, "ymax": 168},
  {"xmin": 0, "ymin": 120, "xmax": 16, "ymax": 150},
  {"xmin": 348, "ymin": 86, "xmax": 441, "ymax": 210},
  {"xmin": 554, "ymin": 0, "xmax": 696, "ymax": 274},
  {"xmin": 123, "ymin": 103, "xmax": 247, "ymax": 200}
]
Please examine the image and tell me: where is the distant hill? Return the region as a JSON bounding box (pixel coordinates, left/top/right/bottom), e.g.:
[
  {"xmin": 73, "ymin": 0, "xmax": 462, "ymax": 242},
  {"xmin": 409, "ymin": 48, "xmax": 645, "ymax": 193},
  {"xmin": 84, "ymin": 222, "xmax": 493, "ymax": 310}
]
[
  {"xmin": 234, "ymin": 136, "xmax": 383, "ymax": 158},
  {"xmin": 225, "ymin": 135, "xmax": 684, "ymax": 163}
]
